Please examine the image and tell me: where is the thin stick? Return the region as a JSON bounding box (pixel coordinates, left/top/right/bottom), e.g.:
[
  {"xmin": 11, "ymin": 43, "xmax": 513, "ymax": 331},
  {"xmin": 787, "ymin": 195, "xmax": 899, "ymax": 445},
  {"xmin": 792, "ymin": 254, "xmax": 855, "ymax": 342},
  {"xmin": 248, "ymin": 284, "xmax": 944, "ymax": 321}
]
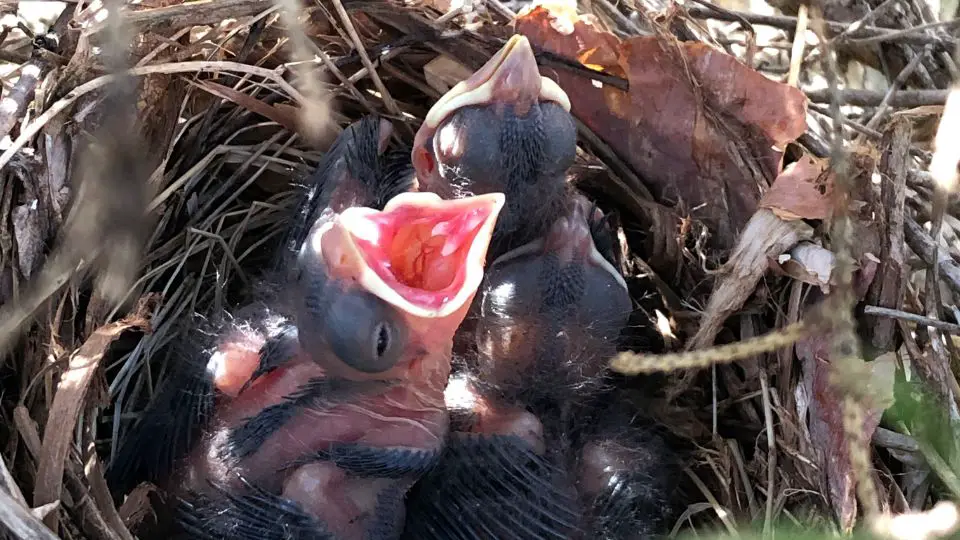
[
  {"xmin": 486, "ymin": 0, "xmax": 517, "ymax": 19},
  {"xmin": 849, "ymin": 18, "xmax": 960, "ymax": 45},
  {"xmin": 87, "ymin": 0, "xmax": 275, "ymax": 35},
  {"xmin": 726, "ymin": 440, "xmax": 759, "ymax": 518},
  {"xmin": 806, "ymin": 88, "xmax": 951, "ymax": 106},
  {"xmin": 329, "ymin": 0, "xmax": 401, "ymax": 118},
  {"xmin": 685, "ymin": 5, "xmax": 954, "ymax": 47},
  {"xmin": 863, "ymin": 45, "xmax": 930, "ymax": 131},
  {"xmin": 863, "ymin": 305, "xmax": 960, "ymax": 334},
  {"xmin": 0, "ymin": 59, "xmax": 47, "ymax": 141},
  {"xmin": 760, "ymin": 372, "xmax": 776, "ymax": 535},
  {"xmin": 827, "ymin": 0, "xmax": 902, "ymax": 44},
  {"xmin": 787, "ymin": 4, "xmax": 808, "ymax": 86},
  {"xmin": 904, "ymin": 217, "xmax": 960, "ymax": 297},
  {"xmin": 684, "ymin": 468, "xmax": 740, "ymax": 536}
]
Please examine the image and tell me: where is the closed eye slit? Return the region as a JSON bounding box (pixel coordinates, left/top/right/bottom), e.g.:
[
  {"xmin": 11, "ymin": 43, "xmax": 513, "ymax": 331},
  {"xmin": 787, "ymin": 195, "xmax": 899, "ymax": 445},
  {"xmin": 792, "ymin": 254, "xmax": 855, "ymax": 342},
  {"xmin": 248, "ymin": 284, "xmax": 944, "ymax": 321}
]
[{"xmin": 375, "ymin": 323, "xmax": 391, "ymax": 357}]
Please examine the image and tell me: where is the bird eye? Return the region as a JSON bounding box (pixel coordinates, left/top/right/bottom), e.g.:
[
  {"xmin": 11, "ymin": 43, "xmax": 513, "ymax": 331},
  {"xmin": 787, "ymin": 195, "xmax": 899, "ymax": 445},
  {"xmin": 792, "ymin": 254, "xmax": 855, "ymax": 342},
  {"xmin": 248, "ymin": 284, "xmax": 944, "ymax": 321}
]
[
  {"xmin": 303, "ymin": 290, "xmax": 407, "ymax": 374},
  {"xmin": 374, "ymin": 322, "xmax": 392, "ymax": 359}
]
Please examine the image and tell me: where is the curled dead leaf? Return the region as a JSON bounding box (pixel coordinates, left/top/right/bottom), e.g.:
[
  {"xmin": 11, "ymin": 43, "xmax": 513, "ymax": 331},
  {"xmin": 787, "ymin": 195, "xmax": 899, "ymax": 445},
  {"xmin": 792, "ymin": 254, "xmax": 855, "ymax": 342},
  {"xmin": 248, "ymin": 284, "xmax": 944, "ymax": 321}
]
[
  {"xmin": 759, "ymin": 154, "xmax": 835, "ymax": 221},
  {"xmin": 775, "ymin": 242, "xmax": 836, "ymax": 291},
  {"xmin": 769, "ymin": 239, "xmax": 878, "ymax": 296},
  {"xmin": 516, "ymin": 6, "xmax": 808, "ymax": 249},
  {"xmin": 118, "ymin": 483, "xmax": 161, "ymax": 530},
  {"xmin": 33, "ymin": 300, "xmax": 156, "ymax": 526}
]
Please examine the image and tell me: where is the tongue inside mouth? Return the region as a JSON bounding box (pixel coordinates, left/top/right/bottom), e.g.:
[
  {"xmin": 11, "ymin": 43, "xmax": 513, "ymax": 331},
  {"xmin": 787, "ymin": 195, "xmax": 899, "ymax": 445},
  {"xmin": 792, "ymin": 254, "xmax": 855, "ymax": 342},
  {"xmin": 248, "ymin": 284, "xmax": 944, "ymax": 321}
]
[{"xmin": 331, "ymin": 192, "xmax": 505, "ymax": 318}]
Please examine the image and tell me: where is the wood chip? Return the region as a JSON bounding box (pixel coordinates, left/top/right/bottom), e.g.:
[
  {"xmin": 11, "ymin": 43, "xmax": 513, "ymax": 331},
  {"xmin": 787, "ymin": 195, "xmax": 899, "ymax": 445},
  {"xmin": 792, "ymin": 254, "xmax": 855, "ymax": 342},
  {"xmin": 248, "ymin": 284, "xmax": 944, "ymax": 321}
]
[{"xmin": 424, "ymin": 55, "xmax": 473, "ymax": 94}]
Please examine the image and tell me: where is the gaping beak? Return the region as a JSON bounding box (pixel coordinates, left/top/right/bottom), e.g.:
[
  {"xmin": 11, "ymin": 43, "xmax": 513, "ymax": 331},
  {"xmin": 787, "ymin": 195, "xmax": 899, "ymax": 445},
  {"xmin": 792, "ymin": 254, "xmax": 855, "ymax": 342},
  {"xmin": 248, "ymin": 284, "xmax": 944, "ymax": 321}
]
[
  {"xmin": 308, "ymin": 192, "xmax": 505, "ymax": 319},
  {"xmin": 414, "ymin": 35, "xmax": 571, "ymax": 151}
]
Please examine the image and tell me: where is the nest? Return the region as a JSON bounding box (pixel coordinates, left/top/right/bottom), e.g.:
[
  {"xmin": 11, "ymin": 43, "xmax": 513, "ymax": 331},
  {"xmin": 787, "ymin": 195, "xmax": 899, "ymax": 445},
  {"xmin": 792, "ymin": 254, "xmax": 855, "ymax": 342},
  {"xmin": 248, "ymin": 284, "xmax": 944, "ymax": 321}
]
[{"xmin": 0, "ymin": 0, "xmax": 959, "ymax": 538}]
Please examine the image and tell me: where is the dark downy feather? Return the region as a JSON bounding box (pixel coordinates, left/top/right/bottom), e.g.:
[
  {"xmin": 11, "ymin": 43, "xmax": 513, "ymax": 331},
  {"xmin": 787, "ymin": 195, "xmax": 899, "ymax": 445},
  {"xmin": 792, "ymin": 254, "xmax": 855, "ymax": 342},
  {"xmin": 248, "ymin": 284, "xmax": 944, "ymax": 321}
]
[
  {"xmin": 376, "ymin": 144, "xmax": 415, "ymax": 207},
  {"xmin": 366, "ymin": 483, "xmax": 410, "ymax": 540},
  {"xmin": 282, "ymin": 443, "xmax": 439, "ymax": 478},
  {"xmin": 470, "ymin": 202, "xmax": 630, "ymax": 407},
  {"xmin": 105, "ymin": 306, "xmax": 291, "ymax": 497},
  {"xmin": 105, "ymin": 317, "xmax": 218, "ymax": 497},
  {"xmin": 282, "ymin": 115, "xmax": 414, "ymax": 267},
  {"xmin": 239, "ymin": 324, "xmax": 301, "ymax": 393},
  {"xmin": 224, "ymin": 377, "xmax": 398, "ymax": 461},
  {"xmin": 581, "ymin": 394, "xmax": 683, "ymax": 540},
  {"xmin": 175, "ymin": 477, "xmax": 333, "ymax": 540},
  {"xmin": 401, "ymin": 433, "xmax": 582, "ymax": 540}
]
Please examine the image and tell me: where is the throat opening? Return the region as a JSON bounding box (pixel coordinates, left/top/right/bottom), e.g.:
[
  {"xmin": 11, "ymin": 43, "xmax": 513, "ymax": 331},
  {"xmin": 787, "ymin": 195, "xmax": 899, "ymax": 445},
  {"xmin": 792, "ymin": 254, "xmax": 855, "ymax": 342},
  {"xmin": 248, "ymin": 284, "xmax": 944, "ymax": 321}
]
[{"xmin": 349, "ymin": 204, "xmax": 493, "ymax": 309}]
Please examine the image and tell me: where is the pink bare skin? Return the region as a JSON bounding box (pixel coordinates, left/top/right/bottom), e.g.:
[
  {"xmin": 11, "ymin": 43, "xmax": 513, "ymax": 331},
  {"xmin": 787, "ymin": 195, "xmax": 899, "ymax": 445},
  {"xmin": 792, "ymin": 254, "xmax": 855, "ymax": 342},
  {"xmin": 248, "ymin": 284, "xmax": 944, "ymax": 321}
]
[
  {"xmin": 179, "ymin": 353, "xmax": 446, "ymax": 490},
  {"xmin": 173, "ymin": 192, "xmax": 504, "ymax": 539}
]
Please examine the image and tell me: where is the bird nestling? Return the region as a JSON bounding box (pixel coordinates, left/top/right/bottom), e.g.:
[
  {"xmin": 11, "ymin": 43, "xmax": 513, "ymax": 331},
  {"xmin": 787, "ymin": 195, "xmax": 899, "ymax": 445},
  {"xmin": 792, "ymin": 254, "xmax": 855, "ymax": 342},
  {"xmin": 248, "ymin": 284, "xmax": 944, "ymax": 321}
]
[
  {"xmin": 175, "ymin": 190, "xmax": 504, "ymax": 540},
  {"xmin": 105, "ymin": 116, "xmax": 505, "ymax": 540},
  {"xmin": 412, "ymin": 34, "xmax": 578, "ymax": 259},
  {"xmin": 401, "ymin": 35, "xmax": 682, "ymax": 540}
]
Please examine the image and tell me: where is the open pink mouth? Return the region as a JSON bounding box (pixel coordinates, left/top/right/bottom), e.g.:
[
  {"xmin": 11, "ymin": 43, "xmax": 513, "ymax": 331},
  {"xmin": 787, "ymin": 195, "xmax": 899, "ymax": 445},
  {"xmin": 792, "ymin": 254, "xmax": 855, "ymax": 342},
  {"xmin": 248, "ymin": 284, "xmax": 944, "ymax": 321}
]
[{"xmin": 314, "ymin": 192, "xmax": 505, "ymax": 318}]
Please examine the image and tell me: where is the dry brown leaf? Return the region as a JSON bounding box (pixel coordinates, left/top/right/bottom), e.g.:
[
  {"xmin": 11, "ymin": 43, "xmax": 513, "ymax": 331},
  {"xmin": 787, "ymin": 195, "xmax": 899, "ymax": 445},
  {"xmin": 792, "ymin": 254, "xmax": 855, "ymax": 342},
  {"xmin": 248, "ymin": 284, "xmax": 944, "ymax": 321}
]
[
  {"xmin": 516, "ymin": 7, "xmax": 808, "ymax": 249},
  {"xmin": 769, "ymin": 240, "xmax": 876, "ymax": 294},
  {"xmin": 33, "ymin": 296, "xmax": 157, "ymax": 529},
  {"xmin": 759, "ymin": 154, "xmax": 835, "ymax": 221}
]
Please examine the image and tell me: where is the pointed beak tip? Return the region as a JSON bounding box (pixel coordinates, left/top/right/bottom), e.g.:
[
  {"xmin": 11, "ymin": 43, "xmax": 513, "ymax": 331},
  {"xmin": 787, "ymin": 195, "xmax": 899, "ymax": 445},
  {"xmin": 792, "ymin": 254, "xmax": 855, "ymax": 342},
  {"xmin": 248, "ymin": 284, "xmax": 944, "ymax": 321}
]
[
  {"xmin": 488, "ymin": 37, "xmax": 541, "ymax": 104},
  {"xmin": 498, "ymin": 35, "xmax": 571, "ymax": 113},
  {"xmin": 423, "ymin": 36, "xmax": 545, "ymax": 130},
  {"xmin": 482, "ymin": 191, "xmax": 506, "ymax": 214},
  {"xmin": 473, "ymin": 192, "xmax": 506, "ymax": 238}
]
